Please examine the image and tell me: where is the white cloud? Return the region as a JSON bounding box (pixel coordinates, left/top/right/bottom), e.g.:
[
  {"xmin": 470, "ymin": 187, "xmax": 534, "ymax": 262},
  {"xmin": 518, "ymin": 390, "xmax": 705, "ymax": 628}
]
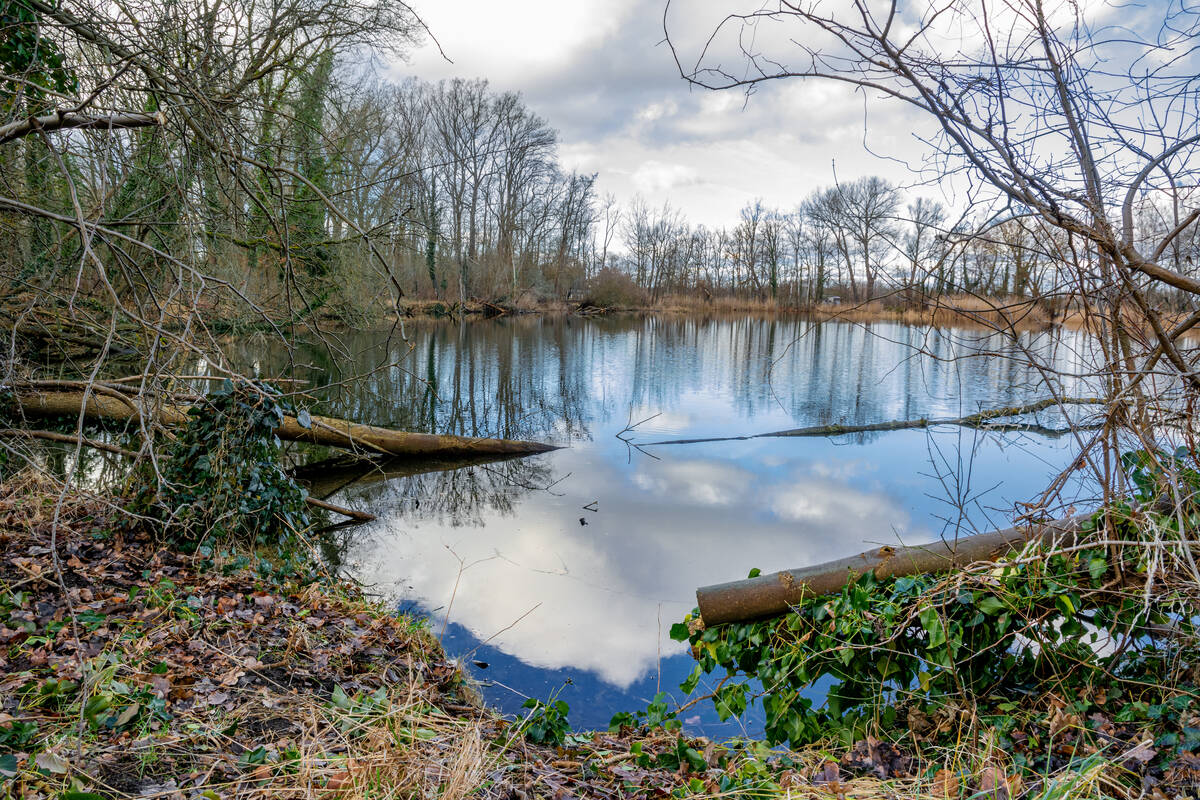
[
  {"xmin": 631, "ymin": 160, "xmax": 702, "ymax": 193},
  {"xmin": 388, "ymin": 0, "xmax": 937, "ymax": 228}
]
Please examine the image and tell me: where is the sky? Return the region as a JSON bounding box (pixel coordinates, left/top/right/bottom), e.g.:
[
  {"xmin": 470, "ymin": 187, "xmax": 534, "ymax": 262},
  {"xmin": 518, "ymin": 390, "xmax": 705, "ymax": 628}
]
[{"xmin": 389, "ymin": 0, "xmax": 939, "ymax": 229}]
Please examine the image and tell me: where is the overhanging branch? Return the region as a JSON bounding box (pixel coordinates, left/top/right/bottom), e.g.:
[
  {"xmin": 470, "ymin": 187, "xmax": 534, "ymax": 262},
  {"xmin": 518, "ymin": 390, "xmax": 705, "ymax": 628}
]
[{"xmin": 0, "ymin": 110, "xmax": 165, "ymax": 146}]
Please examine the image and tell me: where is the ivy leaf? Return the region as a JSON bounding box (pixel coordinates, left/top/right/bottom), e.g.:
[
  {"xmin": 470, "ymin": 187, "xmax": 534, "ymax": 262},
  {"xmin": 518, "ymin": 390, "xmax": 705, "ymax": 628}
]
[
  {"xmin": 976, "ymin": 595, "xmax": 1006, "ymax": 615},
  {"xmin": 680, "ymin": 664, "xmax": 702, "ymax": 694},
  {"xmin": 296, "ymin": 409, "xmax": 312, "ymax": 429},
  {"xmin": 331, "ymin": 684, "xmax": 353, "ymax": 710}
]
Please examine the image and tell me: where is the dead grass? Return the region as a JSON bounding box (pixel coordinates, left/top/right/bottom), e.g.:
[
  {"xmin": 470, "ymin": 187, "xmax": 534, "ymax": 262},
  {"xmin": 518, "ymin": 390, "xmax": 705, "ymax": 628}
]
[
  {"xmin": 651, "ymin": 293, "xmax": 790, "ymax": 314},
  {"xmin": 807, "ymin": 294, "xmax": 1054, "ymax": 331}
]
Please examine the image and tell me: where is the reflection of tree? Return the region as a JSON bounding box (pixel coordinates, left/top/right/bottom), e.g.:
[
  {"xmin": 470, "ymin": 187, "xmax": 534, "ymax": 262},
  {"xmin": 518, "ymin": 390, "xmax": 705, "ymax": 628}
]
[
  {"xmin": 222, "ymin": 317, "xmax": 596, "ymax": 444},
  {"xmin": 223, "ymin": 316, "xmax": 1096, "ymax": 447},
  {"xmin": 222, "ymin": 315, "xmax": 1098, "ymax": 523},
  {"xmin": 8, "ymin": 440, "xmax": 129, "ymax": 489},
  {"xmin": 334, "ymin": 454, "xmax": 555, "ymax": 528}
]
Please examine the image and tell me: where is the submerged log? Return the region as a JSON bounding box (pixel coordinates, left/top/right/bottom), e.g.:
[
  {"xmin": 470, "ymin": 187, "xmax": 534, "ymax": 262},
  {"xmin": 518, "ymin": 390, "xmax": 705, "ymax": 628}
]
[
  {"xmin": 761, "ymin": 397, "xmax": 1103, "ymax": 438},
  {"xmin": 696, "ymin": 517, "xmax": 1085, "ymax": 626},
  {"xmin": 642, "ymin": 397, "xmax": 1105, "ymax": 446},
  {"xmin": 11, "ymin": 388, "xmax": 560, "ymax": 459}
]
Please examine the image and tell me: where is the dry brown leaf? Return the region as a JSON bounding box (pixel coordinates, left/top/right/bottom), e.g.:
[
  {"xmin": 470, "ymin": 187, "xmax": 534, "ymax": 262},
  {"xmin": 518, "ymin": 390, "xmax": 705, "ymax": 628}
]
[
  {"xmin": 931, "ymin": 768, "xmax": 959, "ymax": 799},
  {"xmin": 813, "ymin": 760, "xmax": 841, "ymax": 785}
]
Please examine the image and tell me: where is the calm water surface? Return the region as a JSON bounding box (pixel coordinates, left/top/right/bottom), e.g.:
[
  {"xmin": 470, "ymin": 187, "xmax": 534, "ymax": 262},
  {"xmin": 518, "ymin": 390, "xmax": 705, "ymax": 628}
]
[{"xmin": 241, "ymin": 315, "xmax": 1097, "ymax": 736}]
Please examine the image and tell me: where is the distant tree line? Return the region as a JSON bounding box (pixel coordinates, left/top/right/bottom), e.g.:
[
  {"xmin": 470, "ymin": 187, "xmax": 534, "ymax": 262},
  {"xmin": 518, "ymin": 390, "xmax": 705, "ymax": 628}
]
[
  {"xmin": 2, "ymin": 0, "xmax": 1197, "ymax": 330},
  {"xmin": 598, "ymin": 179, "xmax": 1200, "ymax": 309}
]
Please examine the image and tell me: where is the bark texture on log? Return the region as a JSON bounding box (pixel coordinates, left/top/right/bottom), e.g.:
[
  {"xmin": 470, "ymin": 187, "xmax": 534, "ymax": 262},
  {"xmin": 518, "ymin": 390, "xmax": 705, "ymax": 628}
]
[
  {"xmin": 696, "ymin": 517, "xmax": 1084, "ymax": 626},
  {"xmin": 13, "ymin": 389, "xmax": 560, "ymax": 459}
]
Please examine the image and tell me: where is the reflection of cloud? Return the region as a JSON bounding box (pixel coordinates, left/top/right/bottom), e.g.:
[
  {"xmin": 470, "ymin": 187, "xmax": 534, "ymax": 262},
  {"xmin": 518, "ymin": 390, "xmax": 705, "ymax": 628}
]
[
  {"xmin": 345, "ymin": 446, "xmax": 928, "ymax": 688},
  {"xmin": 809, "ymin": 459, "xmax": 878, "ymax": 480},
  {"xmin": 632, "ymin": 459, "xmax": 753, "ymax": 507},
  {"xmin": 767, "ymin": 477, "xmax": 907, "ymax": 529}
]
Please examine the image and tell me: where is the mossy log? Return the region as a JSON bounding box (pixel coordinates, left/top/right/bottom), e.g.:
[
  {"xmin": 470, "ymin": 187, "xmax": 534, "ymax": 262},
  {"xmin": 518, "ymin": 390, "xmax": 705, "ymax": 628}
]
[
  {"xmin": 696, "ymin": 517, "xmax": 1085, "ymax": 626},
  {"xmin": 12, "ymin": 388, "xmax": 560, "ymax": 459}
]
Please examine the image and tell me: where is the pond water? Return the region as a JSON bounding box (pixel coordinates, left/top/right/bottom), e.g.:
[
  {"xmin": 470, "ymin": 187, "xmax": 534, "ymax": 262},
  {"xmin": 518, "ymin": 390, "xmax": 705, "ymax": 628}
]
[{"xmin": 237, "ymin": 315, "xmax": 1098, "ymax": 736}]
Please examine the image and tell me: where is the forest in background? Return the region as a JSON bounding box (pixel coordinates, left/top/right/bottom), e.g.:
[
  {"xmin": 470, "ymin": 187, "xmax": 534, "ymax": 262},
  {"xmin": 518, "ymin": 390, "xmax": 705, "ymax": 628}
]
[{"xmin": 4, "ymin": 0, "xmax": 1198, "ymax": 333}]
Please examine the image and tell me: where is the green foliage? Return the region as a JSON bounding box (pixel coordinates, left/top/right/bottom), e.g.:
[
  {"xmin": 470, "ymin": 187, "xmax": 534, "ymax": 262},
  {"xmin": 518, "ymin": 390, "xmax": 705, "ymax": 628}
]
[
  {"xmin": 425, "ymin": 207, "xmax": 439, "ymax": 296},
  {"xmin": 73, "ymin": 655, "xmax": 172, "ymax": 736},
  {"xmin": 0, "ymin": 721, "xmax": 38, "ymax": 751},
  {"xmin": 673, "ymin": 449, "xmax": 1200, "ymax": 770},
  {"xmin": 327, "ymin": 684, "xmax": 390, "ymax": 734},
  {"xmin": 0, "ymin": 0, "xmax": 76, "ymax": 114},
  {"xmin": 609, "ymin": 691, "xmax": 681, "ymax": 732},
  {"xmin": 136, "ymin": 380, "xmax": 310, "ymax": 546},
  {"xmin": 519, "ymin": 697, "xmax": 570, "ymax": 745},
  {"xmin": 1121, "ymin": 447, "xmax": 1200, "ymax": 513},
  {"xmin": 289, "ymin": 49, "xmax": 334, "ymax": 277},
  {"xmin": 627, "ymin": 736, "xmax": 707, "ymax": 774},
  {"xmin": 20, "ymin": 677, "xmax": 77, "ymax": 711}
]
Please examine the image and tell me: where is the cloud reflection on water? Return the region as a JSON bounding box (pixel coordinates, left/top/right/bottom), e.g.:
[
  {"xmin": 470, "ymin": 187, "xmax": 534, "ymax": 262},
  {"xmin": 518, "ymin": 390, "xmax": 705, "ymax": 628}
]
[{"xmin": 348, "ymin": 444, "xmax": 926, "ymax": 688}]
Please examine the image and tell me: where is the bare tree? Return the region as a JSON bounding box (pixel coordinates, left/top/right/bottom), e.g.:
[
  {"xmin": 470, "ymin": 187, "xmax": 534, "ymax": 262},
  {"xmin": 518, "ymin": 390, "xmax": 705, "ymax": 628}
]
[{"xmin": 663, "ymin": 0, "xmax": 1200, "ymax": 603}]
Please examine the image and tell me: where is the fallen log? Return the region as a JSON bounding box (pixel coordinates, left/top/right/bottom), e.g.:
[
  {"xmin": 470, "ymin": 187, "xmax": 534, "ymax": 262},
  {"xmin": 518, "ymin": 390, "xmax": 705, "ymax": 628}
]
[
  {"xmin": 642, "ymin": 397, "xmax": 1104, "ymax": 446},
  {"xmin": 303, "ymin": 496, "xmax": 377, "ymax": 522},
  {"xmin": 11, "ymin": 388, "xmax": 560, "ymax": 459},
  {"xmin": 762, "ymin": 397, "xmax": 1103, "ymax": 438},
  {"xmin": 696, "ymin": 516, "xmax": 1085, "ymax": 626},
  {"xmin": 0, "ymin": 426, "xmax": 376, "ymax": 522}
]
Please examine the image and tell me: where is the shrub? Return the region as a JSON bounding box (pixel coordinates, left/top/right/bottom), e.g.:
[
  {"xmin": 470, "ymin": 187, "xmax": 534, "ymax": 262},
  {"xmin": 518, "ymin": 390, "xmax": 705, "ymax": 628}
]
[
  {"xmin": 135, "ymin": 380, "xmax": 310, "ymax": 546},
  {"xmin": 520, "ymin": 697, "xmax": 570, "ymax": 745},
  {"xmin": 584, "ymin": 267, "xmax": 646, "ymax": 309}
]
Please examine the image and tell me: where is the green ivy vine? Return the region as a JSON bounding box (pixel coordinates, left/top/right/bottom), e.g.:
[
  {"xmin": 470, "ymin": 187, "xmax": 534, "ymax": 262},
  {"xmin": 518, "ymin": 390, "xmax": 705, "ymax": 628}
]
[
  {"xmin": 669, "ymin": 447, "xmax": 1200, "ymax": 771},
  {"xmin": 135, "ymin": 380, "xmax": 310, "ymax": 549}
]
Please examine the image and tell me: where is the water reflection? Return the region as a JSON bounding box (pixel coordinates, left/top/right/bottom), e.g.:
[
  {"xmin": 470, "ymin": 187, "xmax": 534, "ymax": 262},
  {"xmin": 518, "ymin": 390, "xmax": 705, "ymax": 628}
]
[{"xmin": 249, "ymin": 316, "xmax": 1095, "ymax": 732}]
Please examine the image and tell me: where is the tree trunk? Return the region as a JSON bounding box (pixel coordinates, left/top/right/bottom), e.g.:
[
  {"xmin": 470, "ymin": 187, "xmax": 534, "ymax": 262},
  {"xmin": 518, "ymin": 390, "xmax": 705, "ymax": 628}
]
[
  {"xmin": 696, "ymin": 517, "xmax": 1085, "ymax": 626},
  {"xmin": 13, "ymin": 388, "xmax": 559, "ymax": 459}
]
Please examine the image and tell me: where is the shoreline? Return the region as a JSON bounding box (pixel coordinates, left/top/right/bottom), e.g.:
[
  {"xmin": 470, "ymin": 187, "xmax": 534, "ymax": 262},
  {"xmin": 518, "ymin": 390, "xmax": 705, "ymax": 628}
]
[
  {"xmin": 387, "ymin": 295, "xmax": 1114, "ymax": 336},
  {"xmin": 3, "ymin": 475, "xmax": 1195, "ymax": 797},
  {"xmin": 0, "ymin": 477, "xmax": 831, "ymax": 799}
]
